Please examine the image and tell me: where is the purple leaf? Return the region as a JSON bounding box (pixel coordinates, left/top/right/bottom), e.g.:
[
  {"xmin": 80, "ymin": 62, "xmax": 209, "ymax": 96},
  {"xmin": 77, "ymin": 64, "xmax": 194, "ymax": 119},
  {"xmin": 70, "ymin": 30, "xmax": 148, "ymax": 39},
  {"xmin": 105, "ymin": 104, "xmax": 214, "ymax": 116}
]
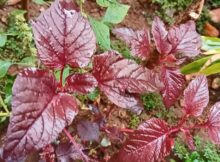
[
  {"xmin": 112, "ymin": 28, "xmax": 151, "ymax": 60},
  {"xmin": 56, "ymin": 142, "xmax": 83, "ymax": 162},
  {"xmin": 3, "ymin": 68, "xmax": 79, "ymax": 160},
  {"xmin": 182, "ymin": 129, "xmax": 196, "ymax": 150},
  {"xmin": 112, "ymin": 118, "xmax": 173, "ymax": 162},
  {"xmin": 183, "ymin": 75, "xmax": 209, "ymax": 117},
  {"xmin": 100, "ymin": 86, "xmax": 143, "ymax": 114},
  {"xmin": 161, "ymin": 66, "xmax": 185, "ymax": 108},
  {"xmin": 32, "ymin": 0, "xmax": 96, "ymax": 69},
  {"xmin": 151, "ymin": 17, "xmax": 172, "ymax": 55},
  {"xmin": 93, "ymin": 51, "xmax": 161, "ymax": 94},
  {"xmin": 207, "ymin": 102, "xmax": 220, "ymax": 144},
  {"xmin": 77, "ymin": 121, "xmax": 100, "ymax": 142},
  {"xmin": 168, "ymin": 21, "xmax": 201, "ymax": 57},
  {"xmin": 92, "ymin": 51, "xmax": 162, "ymax": 113},
  {"xmin": 65, "ymin": 73, "xmax": 97, "ymax": 94}
]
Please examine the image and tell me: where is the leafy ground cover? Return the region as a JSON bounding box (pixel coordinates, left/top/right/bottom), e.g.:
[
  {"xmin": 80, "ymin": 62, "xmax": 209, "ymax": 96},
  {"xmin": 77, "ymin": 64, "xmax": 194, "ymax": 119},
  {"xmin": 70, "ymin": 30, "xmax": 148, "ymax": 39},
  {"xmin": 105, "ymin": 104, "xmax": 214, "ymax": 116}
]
[{"xmin": 0, "ymin": 0, "xmax": 220, "ymax": 162}]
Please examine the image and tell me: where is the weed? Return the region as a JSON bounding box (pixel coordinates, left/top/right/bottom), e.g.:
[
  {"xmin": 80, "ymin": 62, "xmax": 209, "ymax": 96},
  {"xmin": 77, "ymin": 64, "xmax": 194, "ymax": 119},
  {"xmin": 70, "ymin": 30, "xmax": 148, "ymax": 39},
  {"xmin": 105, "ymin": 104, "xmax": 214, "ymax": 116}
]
[
  {"xmin": 0, "ymin": 10, "xmax": 36, "ymax": 62},
  {"xmin": 141, "ymin": 92, "xmax": 164, "ymax": 111},
  {"xmin": 174, "ymin": 136, "xmax": 220, "ymax": 162},
  {"xmin": 129, "ymin": 114, "xmax": 140, "ymax": 129},
  {"xmin": 152, "ymin": 0, "xmax": 192, "ymax": 24}
]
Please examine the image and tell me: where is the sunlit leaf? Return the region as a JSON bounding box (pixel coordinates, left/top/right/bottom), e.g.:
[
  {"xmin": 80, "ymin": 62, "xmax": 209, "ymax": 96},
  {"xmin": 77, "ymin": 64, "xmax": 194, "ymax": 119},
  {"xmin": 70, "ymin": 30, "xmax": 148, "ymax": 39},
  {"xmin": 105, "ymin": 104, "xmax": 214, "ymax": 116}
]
[
  {"xmin": 103, "ymin": 4, "xmax": 130, "ymax": 24},
  {"xmin": 183, "ymin": 75, "xmax": 209, "ymax": 117},
  {"xmin": 0, "ymin": 60, "xmax": 11, "ymax": 78},
  {"xmin": 32, "ymin": 0, "xmax": 96, "ymax": 69},
  {"xmin": 89, "ymin": 17, "xmax": 111, "ymax": 50},
  {"xmin": 3, "ymin": 68, "xmax": 79, "ymax": 160},
  {"xmin": 111, "ymin": 118, "xmax": 173, "ymax": 162}
]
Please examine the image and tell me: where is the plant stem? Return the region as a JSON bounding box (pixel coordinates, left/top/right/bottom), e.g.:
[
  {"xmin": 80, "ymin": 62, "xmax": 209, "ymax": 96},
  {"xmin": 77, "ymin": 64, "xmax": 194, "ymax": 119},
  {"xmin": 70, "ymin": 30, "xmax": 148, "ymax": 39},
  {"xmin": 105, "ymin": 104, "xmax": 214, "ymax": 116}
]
[
  {"xmin": 63, "ymin": 128, "xmax": 88, "ymax": 162},
  {"xmin": 189, "ymin": 122, "xmax": 208, "ymax": 130},
  {"xmin": 60, "ymin": 68, "xmax": 64, "ymax": 87},
  {"xmin": 120, "ymin": 128, "xmax": 135, "ymax": 133},
  {"xmin": 178, "ymin": 113, "xmax": 189, "ymax": 127},
  {"xmin": 0, "ymin": 112, "xmax": 10, "ymax": 117},
  {"xmin": 0, "ymin": 95, "xmax": 9, "ymax": 113},
  {"xmin": 169, "ymin": 114, "xmax": 189, "ymax": 135}
]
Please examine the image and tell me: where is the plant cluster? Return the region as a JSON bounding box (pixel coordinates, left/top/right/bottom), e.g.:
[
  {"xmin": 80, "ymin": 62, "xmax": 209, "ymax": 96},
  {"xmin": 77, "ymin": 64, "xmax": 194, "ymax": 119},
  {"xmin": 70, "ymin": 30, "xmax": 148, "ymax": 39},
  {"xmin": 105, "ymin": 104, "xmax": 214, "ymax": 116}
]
[
  {"xmin": 152, "ymin": 0, "xmax": 193, "ymax": 24},
  {"xmin": 174, "ymin": 136, "xmax": 220, "ymax": 162},
  {"xmin": 111, "ymin": 75, "xmax": 220, "ymax": 162},
  {"xmin": 1, "ymin": 0, "xmax": 220, "ymax": 162},
  {"xmin": 0, "ymin": 10, "xmax": 36, "ymax": 62}
]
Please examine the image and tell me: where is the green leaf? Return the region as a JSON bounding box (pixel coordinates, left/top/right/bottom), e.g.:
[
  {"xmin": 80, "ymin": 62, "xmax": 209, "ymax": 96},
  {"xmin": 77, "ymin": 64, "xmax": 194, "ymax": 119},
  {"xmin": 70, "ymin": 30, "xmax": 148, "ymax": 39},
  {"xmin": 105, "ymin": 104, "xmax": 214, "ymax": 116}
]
[
  {"xmin": 20, "ymin": 56, "xmax": 37, "ymax": 66},
  {"xmin": 87, "ymin": 88, "xmax": 99, "ymax": 101},
  {"xmin": 0, "ymin": 34, "xmax": 7, "ymax": 47},
  {"xmin": 181, "ymin": 56, "xmax": 211, "ymax": 74},
  {"xmin": 55, "ymin": 67, "xmax": 70, "ymax": 85},
  {"xmin": 33, "ymin": 0, "xmax": 46, "ymax": 4},
  {"xmin": 89, "ymin": 17, "xmax": 111, "ymax": 50},
  {"xmin": 96, "ymin": 0, "xmax": 117, "ymax": 7},
  {"xmin": 202, "ymin": 36, "xmax": 220, "ymax": 51},
  {"xmin": 103, "ymin": 4, "xmax": 130, "ymax": 24},
  {"xmin": 0, "ymin": 60, "xmax": 11, "ymax": 78},
  {"xmin": 200, "ymin": 62, "xmax": 220, "ymax": 76}
]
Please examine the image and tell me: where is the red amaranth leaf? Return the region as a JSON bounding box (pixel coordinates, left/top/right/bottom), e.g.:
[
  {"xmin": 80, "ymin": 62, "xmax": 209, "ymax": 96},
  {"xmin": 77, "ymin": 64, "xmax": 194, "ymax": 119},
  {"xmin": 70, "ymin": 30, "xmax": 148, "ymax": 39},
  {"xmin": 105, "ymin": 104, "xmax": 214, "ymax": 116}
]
[
  {"xmin": 112, "ymin": 28, "xmax": 151, "ymax": 60},
  {"xmin": 93, "ymin": 51, "xmax": 161, "ymax": 94},
  {"xmin": 92, "ymin": 51, "xmax": 162, "ymax": 113},
  {"xmin": 100, "ymin": 86, "xmax": 143, "ymax": 114},
  {"xmin": 32, "ymin": 0, "xmax": 96, "ymax": 69},
  {"xmin": 182, "ymin": 129, "xmax": 196, "ymax": 150},
  {"xmin": 183, "ymin": 75, "xmax": 209, "ymax": 117},
  {"xmin": 3, "ymin": 68, "xmax": 79, "ymax": 160},
  {"xmin": 56, "ymin": 142, "xmax": 83, "ymax": 162},
  {"xmin": 65, "ymin": 73, "xmax": 97, "ymax": 94},
  {"xmin": 112, "ymin": 118, "xmax": 173, "ymax": 162},
  {"xmin": 168, "ymin": 21, "xmax": 201, "ymax": 57},
  {"xmin": 161, "ymin": 66, "xmax": 185, "ymax": 108},
  {"xmin": 207, "ymin": 102, "xmax": 220, "ymax": 144},
  {"xmin": 151, "ymin": 17, "xmax": 172, "ymax": 55}
]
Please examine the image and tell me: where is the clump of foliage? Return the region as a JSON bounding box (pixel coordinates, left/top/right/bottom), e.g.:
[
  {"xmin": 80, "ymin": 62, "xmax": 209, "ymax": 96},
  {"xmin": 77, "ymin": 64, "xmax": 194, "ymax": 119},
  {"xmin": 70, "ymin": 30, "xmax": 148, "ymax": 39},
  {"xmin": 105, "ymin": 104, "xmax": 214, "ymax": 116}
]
[
  {"xmin": 207, "ymin": 0, "xmax": 220, "ymax": 9},
  {"xmin": 141, "ymin": 92, "xmax": 163, "ymax": 111},
  {"xmin": 112, "ymin": 75, "xmax": 220, "ymax": 162},
  {"xmin": 152, "ymin": 0, "xmax": 192, "ymax": 24},
  {"xmin": 1, "ymin": 0, "xmax": 157, "ymax": 161},
  {"xmin": 1, "ymin": 0, "xmax": 220, "ymax": 162},
  {"xmin": 111, "ymin": 40, "xmax": 133, "ymax": 59},
  {"xmin": 129, "ymin": 114, "xmax": 140, "ymax": 129},
  {"xmin": 113, "ymin": 16, "xmax": 200, "ymax": 109},
  {"xmin": 0, "ymin": 10, "xmax": 35, "ymax": 62},
  {"xmin": 174, "ymin": 136, "xmax": 220, "ymax": 162},
  {"xmin": 0, "ymin": 10, "xmax": 36, "ymax": 121}
]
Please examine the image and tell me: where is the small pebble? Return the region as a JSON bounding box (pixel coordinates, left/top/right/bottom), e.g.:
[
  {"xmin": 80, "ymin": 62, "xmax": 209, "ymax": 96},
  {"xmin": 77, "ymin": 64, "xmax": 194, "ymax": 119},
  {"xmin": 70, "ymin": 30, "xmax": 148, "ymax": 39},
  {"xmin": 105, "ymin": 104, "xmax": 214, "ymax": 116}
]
[{"xmin": 212, "ymin": 77, "xmax": 220, "ymax": 89}]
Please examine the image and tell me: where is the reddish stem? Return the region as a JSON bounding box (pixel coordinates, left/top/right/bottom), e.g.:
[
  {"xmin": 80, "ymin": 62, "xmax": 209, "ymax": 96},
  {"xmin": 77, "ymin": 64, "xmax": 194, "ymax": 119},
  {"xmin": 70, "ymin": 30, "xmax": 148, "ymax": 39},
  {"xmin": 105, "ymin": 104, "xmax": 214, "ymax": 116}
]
[
  {"xmin": 188, "ymin": 122, "xmax": 208, "ymax": 130},
  {"xmin": 178, "ymin": 113, "xmax": 189, "ymax": 127},
  {"xmin": 102, "ymin": 126, "xmax": 134, "ymax": 134},
  {"xmin": 105, "ymin": 106, "xmax": 115, "ymax": 119},
  {"xmin": 120, "ymin": 128, "xmax": 135, "ymax": 133},
  {"xmin": 59, "ymin": 68, "xmax": 64, "ymax": 87},
  {"xmin": 63, "ymin": 128, "xmax": 88, "ymax": 162},
  {"xmin": 169, "ymin": 114, "xmax": 189, "ymax": 136}
]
